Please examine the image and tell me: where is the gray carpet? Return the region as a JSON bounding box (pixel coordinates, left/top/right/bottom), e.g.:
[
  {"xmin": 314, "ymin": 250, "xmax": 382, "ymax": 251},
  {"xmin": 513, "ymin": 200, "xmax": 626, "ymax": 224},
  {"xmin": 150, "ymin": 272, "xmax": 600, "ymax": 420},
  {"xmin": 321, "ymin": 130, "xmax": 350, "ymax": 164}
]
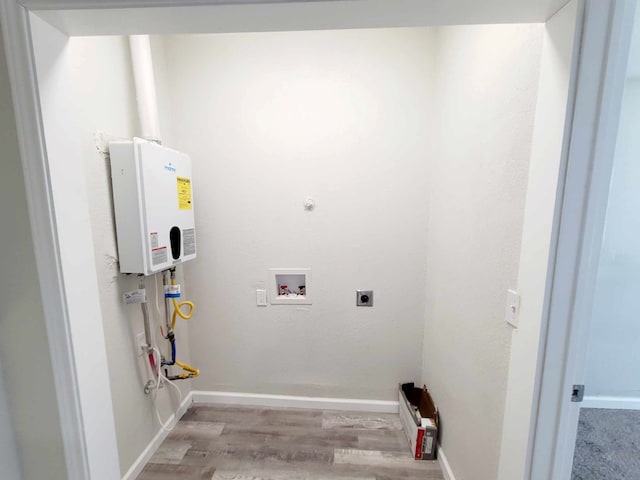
[{"xmin": 571, "ymin": 408, "xmax": 640, "ymax": 480}]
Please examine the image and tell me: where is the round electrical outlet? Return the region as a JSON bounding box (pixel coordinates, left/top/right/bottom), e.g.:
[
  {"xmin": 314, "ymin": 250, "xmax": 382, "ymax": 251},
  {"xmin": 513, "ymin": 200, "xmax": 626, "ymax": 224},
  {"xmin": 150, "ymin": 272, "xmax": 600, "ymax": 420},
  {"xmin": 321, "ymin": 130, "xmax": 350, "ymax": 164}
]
[{"xmin": 356, "ymin": 290, "xmax": 374, "ymax": 307}]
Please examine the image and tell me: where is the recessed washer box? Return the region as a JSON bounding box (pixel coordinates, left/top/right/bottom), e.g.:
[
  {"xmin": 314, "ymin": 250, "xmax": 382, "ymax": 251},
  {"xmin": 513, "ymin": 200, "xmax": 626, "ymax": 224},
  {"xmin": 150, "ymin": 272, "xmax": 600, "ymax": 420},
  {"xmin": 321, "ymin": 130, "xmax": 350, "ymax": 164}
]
[
  {"xmin": 269, "ymin": 268, "xmax": 311, "ymax": 305},
  {"xmin": 109, "ymin": 137, "xmax": 196, "ymax": 275}
]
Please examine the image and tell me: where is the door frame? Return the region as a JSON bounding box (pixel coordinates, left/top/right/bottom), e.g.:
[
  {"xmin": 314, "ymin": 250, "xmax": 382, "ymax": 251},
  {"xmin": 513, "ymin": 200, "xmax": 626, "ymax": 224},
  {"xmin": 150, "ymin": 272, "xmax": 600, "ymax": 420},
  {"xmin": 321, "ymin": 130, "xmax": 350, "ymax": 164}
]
[
  {"xmin": 0, "ymin": 2, "xmax": 95, "ymax": 478},
  {"xmin": 529, "ymin": 0, "xmax": 638, "ymax": 478},
  {"xmin": 0, "ymin": 0, "xmax": 630, "ymax": 478}
]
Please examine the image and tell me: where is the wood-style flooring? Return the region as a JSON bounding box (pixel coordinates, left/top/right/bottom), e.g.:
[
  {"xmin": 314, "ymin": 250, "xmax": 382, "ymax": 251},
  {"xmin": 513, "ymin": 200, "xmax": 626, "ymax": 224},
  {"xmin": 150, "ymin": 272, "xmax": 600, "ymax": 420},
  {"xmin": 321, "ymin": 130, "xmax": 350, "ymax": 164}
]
[{"xmin": 136, "ymin": 404, "xmax": 444, "ymax": 480}]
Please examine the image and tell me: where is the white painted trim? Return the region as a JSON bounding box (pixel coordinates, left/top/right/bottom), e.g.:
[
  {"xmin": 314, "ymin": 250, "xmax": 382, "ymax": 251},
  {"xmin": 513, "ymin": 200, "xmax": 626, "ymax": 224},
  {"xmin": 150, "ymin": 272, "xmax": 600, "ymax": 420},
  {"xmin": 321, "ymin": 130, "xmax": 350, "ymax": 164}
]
[
  {"xmin": 0, "ymin": 2, "xmax": 90, "ymax": 478},
  {"xmin": 28, "ymin": 14, "xmax": 122, "ymax": 479},
  {"xmin": 121, "ymin": 391, "xmax": 194, "ymax": 480},
  {"xmin": 437, "ymin": 446, "xmax": 457, "ymax": 480},
  {"xmin": 581, "ymin": 396, "xmax": 640, "ymax": 411},
  {"xmin": 30, "ymin": 1, "xmax": 575, "ymax": 37},
  {"xmin": 498, "ymin": 2, "xmax": 582, "ymax": 479},
  {"xmin": 531, "ymin": 1, "xmax": 639, "ymax": 479},
  {"xmin": 191, "ymin": 391, "xmax": 399, "ymax": 413},
  {"xmin": 23, "ymin": 0, "xmax": 315, "ymax": 8}
]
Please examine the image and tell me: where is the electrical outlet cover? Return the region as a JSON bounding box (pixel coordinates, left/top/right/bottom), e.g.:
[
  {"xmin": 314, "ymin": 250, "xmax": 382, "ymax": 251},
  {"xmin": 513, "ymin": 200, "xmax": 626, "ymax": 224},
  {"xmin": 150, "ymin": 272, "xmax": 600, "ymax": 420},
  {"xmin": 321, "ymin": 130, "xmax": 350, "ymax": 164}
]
[
  {"xmin": 256, "ymin": 289, "xmax": 267, "ymax": 306},
  {"xmin": 357, "ymin": 290, "xmax": 374, "ymax": 307},
  {"xmin": 135, "ymin": 332, "xmax": 146, "ymax": 356}
]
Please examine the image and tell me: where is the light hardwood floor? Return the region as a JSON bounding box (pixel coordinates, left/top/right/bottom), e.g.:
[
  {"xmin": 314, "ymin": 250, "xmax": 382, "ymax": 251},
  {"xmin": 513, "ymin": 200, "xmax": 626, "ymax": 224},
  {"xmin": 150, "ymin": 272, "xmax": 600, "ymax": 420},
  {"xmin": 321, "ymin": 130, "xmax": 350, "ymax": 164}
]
[{"xmin": 136, "ymin": 404, "xmax": 444, "ymax": 480}]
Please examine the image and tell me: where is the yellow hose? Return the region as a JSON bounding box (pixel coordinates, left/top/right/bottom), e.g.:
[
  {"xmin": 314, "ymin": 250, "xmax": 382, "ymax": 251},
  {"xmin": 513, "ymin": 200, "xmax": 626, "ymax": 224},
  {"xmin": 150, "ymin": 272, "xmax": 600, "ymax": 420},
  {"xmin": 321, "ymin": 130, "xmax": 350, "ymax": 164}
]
[
  {"xmin": 175, "ymin": 360, "xmax": 200, "ymax": 378},
  {"xmin": 170, "ymin": 277, "xmax": 194, "ymax": 329},
  {"xmin": 171, "ymin": 298, "xmax": 194, "ymax": 329},
  {"xmin": 167, "ymin": 275, "xmax": 199, "ymax": 379}
]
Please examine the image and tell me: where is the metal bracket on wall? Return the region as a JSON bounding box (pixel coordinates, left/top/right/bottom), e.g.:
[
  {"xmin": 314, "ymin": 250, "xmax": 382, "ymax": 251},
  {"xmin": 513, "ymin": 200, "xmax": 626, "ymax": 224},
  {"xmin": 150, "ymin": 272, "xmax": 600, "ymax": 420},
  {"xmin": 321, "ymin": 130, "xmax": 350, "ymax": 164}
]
[{"xmin": 571, "ymin": 384, "xmax": 585, "ymax": 402}]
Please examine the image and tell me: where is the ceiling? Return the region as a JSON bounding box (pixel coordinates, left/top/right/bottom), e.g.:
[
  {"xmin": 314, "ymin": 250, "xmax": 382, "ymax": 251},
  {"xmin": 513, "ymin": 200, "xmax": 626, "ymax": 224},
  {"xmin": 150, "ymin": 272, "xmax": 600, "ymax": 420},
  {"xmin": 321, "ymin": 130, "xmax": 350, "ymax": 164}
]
[{"xmin": 29, "ymin": 0, "xmax": 573, "ymax": 36}]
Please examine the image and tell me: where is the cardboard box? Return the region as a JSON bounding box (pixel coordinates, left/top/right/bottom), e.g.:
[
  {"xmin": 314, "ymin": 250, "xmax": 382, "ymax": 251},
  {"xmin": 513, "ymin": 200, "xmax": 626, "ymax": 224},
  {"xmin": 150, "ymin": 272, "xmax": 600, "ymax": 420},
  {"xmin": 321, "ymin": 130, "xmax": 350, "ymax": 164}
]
[{"xmin": 399, "ymin": 383, "xmax": 439, "ymax": 460}]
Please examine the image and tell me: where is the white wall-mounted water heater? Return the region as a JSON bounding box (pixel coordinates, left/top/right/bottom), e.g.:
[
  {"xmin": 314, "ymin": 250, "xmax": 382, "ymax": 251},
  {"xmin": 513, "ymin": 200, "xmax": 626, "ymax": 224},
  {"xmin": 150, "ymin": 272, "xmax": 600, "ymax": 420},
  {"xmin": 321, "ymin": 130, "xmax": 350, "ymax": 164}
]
[{"xmin": 109, "ymin": 137, "xmax": 196, "ymax": 275}]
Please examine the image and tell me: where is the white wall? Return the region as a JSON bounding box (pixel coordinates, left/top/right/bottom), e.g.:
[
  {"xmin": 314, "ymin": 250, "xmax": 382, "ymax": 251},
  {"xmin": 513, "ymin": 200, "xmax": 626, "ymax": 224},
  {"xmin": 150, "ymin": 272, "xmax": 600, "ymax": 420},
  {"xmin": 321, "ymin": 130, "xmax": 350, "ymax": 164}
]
[
  {"xmin": 626, "ymin": 5, "xmax": 640, "ymax": 79},
  {"xmin": 422, "ymin": 24, "xmax": 543, "ymax": 480},
  {"xmin": 0, "ymin": 31, "xmax": 23, "ymax": 480},
  {"xmin": 0, "ymin": 364, "xmax": 20, "ymax": 480},
  {"xmin": 161, "ymin": 28, "xmax": 434, "ymax": 400},
  {"xmin": 25, "ymin": 21, "xmax": 560, "ymax": 480},
  {"xmin": 67, "ymin": 35, "xmax": 193, "ymax": 476},
  {"xmin": 584, "ymin": 79, "xmax": 640, "ymax": 398},
  {"xmin": 30, "ymin": 15, "xmax": 121, "ymax": 479},
  {"xmin": 0, "ymin": 24, "xmax": 67, "ymax": 480}
]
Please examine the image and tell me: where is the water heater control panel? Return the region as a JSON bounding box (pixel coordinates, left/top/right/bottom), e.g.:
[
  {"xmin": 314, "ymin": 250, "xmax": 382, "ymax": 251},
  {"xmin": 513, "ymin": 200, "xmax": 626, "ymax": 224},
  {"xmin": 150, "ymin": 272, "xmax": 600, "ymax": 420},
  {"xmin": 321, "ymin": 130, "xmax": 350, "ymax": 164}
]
[{"xmin": 110, "ymin": 138, "xmax": 196, "ymax": 275}]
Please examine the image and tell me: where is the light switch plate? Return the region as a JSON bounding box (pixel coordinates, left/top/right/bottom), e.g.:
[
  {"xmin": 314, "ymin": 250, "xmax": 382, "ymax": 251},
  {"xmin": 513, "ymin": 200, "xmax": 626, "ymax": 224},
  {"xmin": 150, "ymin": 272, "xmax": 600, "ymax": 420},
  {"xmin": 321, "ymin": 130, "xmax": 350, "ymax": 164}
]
[
  {"xmin": 505, "ymin": 289, "xmax": 520, "ymax": 328},
  {"xmin": 256, "ymin": 289, "xmax": 267, "ymax": 306}
]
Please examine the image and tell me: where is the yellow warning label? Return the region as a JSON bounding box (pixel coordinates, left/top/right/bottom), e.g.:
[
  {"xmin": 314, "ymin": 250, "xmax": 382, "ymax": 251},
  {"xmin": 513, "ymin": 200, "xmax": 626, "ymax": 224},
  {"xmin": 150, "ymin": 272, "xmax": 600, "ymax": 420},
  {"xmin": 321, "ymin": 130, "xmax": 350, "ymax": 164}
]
[{"xmin": 177, "ymin": 177, "xmax": 192, "ymax": 210}]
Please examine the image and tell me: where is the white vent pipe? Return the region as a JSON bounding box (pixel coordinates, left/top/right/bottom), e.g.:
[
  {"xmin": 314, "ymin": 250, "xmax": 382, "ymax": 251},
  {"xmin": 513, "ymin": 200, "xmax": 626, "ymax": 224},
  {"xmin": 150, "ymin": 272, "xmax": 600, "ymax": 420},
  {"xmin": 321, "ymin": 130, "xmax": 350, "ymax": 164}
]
[{"xmin": 129, "ymin": 35, "xmax": 161, "ymax": 143}]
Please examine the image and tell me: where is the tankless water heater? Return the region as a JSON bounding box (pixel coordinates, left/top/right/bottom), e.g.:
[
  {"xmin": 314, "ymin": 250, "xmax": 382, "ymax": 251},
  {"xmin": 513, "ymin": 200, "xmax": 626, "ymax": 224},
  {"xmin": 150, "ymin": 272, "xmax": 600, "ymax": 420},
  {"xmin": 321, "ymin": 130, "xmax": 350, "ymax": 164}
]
[{"xmin": 109, "ymin": 137, "xmax": 196, "ymax": 275}]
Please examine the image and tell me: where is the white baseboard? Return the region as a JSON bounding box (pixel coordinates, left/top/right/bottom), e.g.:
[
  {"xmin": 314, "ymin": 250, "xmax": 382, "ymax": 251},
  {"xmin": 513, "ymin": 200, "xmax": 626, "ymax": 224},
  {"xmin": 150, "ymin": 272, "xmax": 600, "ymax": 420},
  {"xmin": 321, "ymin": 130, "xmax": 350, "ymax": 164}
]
[
  {"xmin": 582, "ymin": 395, "xmax": 640, "ymax": 410},
  {"xmin": 438, "ymin": 445, "xmax": 457, "ymax": 480},
  {"xmin": 191, "ymin": 390, "xmax": 399, "ymax": 413},
  {"xmin": 121, "ymin": 391, "xmax": 193, "ymax": 480}
]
